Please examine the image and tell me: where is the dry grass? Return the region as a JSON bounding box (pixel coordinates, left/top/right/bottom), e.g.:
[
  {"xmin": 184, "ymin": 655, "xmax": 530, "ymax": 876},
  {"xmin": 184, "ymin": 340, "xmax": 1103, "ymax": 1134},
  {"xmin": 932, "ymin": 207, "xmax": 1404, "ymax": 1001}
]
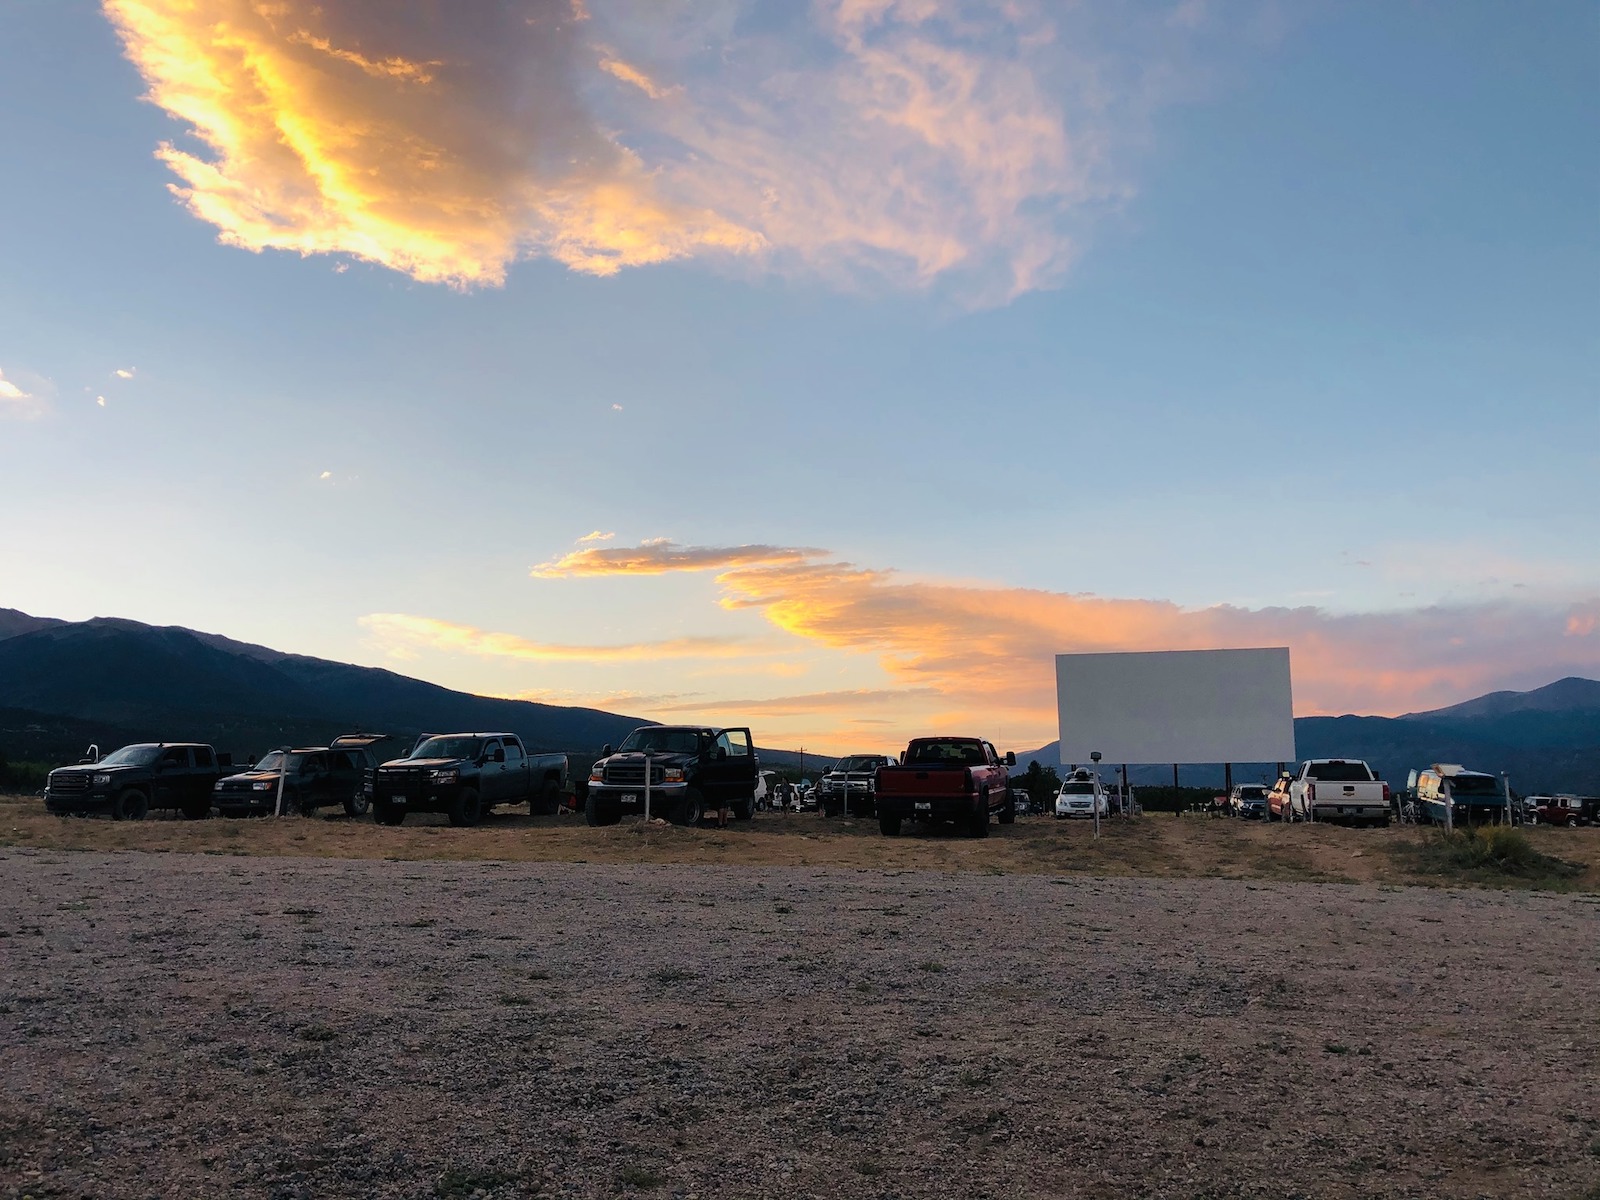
[{"xmin": 4, "ymin": 795, "xmax": 1595, "ymax": 890}]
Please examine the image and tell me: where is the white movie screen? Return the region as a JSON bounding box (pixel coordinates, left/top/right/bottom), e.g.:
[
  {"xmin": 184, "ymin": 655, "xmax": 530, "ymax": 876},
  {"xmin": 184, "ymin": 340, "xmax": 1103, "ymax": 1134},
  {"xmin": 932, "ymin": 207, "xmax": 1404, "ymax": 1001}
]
[{"xmin": 1055, "ymin": 648, "xmax": 1296, "ymax": 765}]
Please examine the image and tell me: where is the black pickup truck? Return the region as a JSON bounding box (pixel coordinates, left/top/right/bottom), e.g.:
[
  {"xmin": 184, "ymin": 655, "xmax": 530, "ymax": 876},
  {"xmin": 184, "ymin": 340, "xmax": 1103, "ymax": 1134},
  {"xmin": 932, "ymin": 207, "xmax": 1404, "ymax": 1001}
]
[
  {"xmin": 584, "ymin": 725, "xmax": 759, "ymax": 826},
  {"xmin": 44, "ymin": 743, "xmax": 241, "ymax": 820},
  {"xmin": 369, "ymin": 733, "xmax": 568, "ymax": 827}
]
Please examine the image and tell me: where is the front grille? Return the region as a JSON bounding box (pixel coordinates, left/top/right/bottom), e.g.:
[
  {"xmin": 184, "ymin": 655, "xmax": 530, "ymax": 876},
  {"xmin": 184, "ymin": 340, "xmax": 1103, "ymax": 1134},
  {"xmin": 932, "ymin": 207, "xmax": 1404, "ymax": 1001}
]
[
  {"xmin": 376, "ymin": 767, "xmax": 424, "ymax": 796},
  {"xmin": 604, "ymin": 762, "xmax": 666, "ymax": 787},
  {"xmin": 49, "ymin": 773, "xmax": 92, "ymax": 796}
]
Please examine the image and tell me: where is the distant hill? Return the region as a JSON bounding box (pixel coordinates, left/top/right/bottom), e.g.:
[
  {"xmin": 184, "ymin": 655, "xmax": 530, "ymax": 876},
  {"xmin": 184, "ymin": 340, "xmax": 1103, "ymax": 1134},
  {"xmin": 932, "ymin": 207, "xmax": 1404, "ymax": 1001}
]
[
  {"xmin": 0, "ymin": 615, "xmax": 650, "ymax": 766},
  {"xmin": 1013, "ymin": 678, "xmax": 1600, "ymax": 795}
]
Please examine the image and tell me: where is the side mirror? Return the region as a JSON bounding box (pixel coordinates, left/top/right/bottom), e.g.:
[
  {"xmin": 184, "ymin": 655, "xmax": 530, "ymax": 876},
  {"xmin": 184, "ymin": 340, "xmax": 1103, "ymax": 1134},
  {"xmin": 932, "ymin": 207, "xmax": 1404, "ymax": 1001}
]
[
  {"xmin": 601, "ymin": 744, "xmax": 612, "ymax": 757},
  {"xmin": 1004, "ymin": 751, "xmax": 1016, "ymax": 767},
  {"xmin": 493, "ymin": 748, "xmax": 506, "ymax": 763}
]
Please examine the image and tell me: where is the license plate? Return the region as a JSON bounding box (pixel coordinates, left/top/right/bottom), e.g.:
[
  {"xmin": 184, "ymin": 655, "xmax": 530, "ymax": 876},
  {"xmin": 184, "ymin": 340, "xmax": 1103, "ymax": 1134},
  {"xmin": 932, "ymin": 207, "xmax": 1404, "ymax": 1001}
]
[
  {"xmin": 915, "ymin": 802, "xmax": 931, "ymax": 812},
  {"xmin": 622, "ymin": 793, "xmax": 638, "ymax": 803},
  {"xmin": 391, "ymin": 797, "xmax": 406, "ymax": 806}
]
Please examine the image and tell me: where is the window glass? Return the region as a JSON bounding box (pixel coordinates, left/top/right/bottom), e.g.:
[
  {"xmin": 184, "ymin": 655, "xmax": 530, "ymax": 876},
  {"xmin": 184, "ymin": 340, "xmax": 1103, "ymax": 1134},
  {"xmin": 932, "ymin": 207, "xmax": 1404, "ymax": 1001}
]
[
  {"xmin": 332, "ymin": 751, "xmax": 355, "ymax": 771},
  {"xmin": 483, "ymin": 739, "xmax": 502, "ymax": 759},
  {"xmin": 1307, "ymin": 761, "xmax": 1373, "ymax": 782},
  {"xmin": 503, "ymin": 741, "xmax": 524, "ymax": 764},
  {"xmin": 719, "ymin": 729, "xmax": 751, "ymax": 756},
  {"xmin": 160, "ymin": 747, "xmax": 189, "ymax": 768},
  {"xmin": 193, "ymin": 747, "xmax": 214, "ymax": 767}
]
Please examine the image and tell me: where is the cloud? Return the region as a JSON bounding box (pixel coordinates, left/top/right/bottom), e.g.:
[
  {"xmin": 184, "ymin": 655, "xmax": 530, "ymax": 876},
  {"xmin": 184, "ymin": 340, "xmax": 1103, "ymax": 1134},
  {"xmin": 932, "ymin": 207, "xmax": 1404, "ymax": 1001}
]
[
  {"xmin": 577, "ymin": 530, "xmax": 615, "ymax": 544},
  {"xmin": 531, "ymin": 540, "xmax": 829, "ymax": 578},
  {"xmin": 113, "ymin": 367, "xmax": 135, "ymax": 379},
  {"xmin": 0, "ymin": 367, "xmax": 45, "ymax": 418},
  {"xmin": 0, "ymin": 370, "xmax": 30, "ymax": 403},
  {"xmin": 359, "ymin": 611, "xmax": 774, "ymax": 663},
  {"xmin": 532, "ymin": 540, "xmax": 1600, "ymax": 726},
  {"xmin": 102, "ymin": 0, "xmax": 1174, "ymax": 300}
]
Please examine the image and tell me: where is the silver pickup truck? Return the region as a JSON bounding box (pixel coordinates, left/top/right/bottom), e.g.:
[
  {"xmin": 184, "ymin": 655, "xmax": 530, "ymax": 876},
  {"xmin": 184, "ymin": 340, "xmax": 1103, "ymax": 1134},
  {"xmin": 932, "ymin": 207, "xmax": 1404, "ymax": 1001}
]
[{"xmin": 1286, "ymin": 758, "xmax": 1390, "ymax": 826}]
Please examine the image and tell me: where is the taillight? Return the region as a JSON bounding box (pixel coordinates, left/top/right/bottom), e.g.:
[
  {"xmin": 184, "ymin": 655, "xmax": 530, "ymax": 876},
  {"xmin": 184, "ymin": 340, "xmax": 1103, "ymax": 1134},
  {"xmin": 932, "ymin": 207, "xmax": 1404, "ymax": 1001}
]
[
  {"xmin": 1306, "ymin": 782, "xmax": 1316, "ymax": 803},
  {"xmin": 964, "ymin": 767, "xmax": 975, "ymax": 792},
  {"xmin": 1382, "ymin": 782, "xmax": 1391, "ymax": 804}
]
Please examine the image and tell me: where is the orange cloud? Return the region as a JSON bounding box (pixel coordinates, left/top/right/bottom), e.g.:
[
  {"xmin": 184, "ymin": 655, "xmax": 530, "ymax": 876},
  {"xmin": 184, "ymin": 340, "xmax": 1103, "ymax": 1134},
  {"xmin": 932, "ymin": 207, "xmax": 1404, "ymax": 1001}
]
[
  {"xmin": 103, "ymin": 0, "xmax": 1153, "ymax": 300},
  {"xmin": 533, "ymin": 540, "xmax": 1600, "ymax": 738},
  {"xmin": 359, "ymin": 612, "xmax": 772, "ymax": 663}
]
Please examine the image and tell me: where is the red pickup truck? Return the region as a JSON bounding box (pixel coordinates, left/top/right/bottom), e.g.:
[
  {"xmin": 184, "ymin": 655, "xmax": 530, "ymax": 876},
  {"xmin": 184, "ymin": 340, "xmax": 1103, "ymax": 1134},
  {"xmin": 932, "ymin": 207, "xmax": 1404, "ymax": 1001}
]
[{"xmin": 873, "ymin": 737, "xmax": 1017, "ymax": 838}]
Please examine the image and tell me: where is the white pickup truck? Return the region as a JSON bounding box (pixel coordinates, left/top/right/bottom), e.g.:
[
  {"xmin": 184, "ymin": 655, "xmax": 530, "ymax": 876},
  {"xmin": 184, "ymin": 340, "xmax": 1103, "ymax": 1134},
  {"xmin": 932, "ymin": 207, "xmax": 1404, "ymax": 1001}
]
[{"xmin": 1285, "ymin": 759, "xmax": 1391, "ymax": 826}]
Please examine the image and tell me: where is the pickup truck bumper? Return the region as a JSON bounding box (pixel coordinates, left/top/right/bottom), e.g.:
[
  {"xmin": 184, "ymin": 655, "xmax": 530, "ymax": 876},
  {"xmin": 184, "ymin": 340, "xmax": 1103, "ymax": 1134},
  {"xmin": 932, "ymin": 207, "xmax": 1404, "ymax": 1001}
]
[
  {"xmin": 371, "ymin": 785, "xmax": 463, "ymax": 815},
  {"xmin": 44, "ymin": 790, "xmax": 115, "ymax": 815},
  {"xmin": 588, "ymin": 782, "xmax": 688, "ymax": 814},
  {"xmin": 877, "ymin": 794, "xmax": 980, "ymax": 821},
  {"xmin": 1309, "ymin": 802, "xmax": 1389, "ymax": 824},
  {"xmin": 215, "ymin": 794, "xmax": 284, "ymax": 817}
]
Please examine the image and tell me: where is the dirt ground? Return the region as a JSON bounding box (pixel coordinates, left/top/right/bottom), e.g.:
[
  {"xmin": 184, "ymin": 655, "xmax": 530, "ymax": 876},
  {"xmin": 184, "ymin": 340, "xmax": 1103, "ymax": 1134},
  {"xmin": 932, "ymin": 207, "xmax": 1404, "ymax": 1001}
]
[
  {"xmin": 4, "ymin": 796, "xmax": 1598, "ymax": 891},
  {"xmin": 2, "ymin": 800, "xmax": 1597, "ymax": 1199}
]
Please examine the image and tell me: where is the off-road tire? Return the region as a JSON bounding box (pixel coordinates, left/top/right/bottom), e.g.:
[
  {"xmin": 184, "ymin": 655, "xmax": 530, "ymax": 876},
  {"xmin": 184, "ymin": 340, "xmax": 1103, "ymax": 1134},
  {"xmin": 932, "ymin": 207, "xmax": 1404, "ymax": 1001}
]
[
  {"xmin": 111, "ymin": 789, "xmax": 148, "ymax": 822},
  {"xmin": 532, "ymin": 779, "xmax": 561, "ymax": 817},
  {"xmin": 344, "ymin": 789, "xmax": 370, "ymax": 819},
  {"xmin": 879, "ymin": 812, "xmax": 902, "ymax": 837},
  {"xmin": 179, "ymin": 797, "xmax": 211, "ymax": 821},
  {"xmin": 671, "ymin": 788, "xmax": 706, "ymax": 827},
  {"xmin": 374, "ymin": 801, "xmax": 406, "ymax": 826},
  {"xmin": 999, "ymin": 795, "xmax": 1016, "ymax": 825},
  {"xmin": 584, "ymin": 793, "xmax": 621, "ymax": 827},
  {"xmin": 448, "ymin": 787, "xmax": 483, "ymax": 828},
  {"xmin": 969, "ymin": 793, "xmax": 991, "ymax": 839}
]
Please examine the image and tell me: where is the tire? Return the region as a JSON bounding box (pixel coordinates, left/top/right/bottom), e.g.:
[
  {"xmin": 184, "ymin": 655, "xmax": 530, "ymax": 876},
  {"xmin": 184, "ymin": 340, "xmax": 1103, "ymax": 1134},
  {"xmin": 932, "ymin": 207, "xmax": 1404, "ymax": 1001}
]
[
  {"xmin": 374, "ymin": 801, "xmax": 406, "ymax": 826},
  {"xmin": 732, "ymin": 795, "xmax": 754, "ymax": 821},
  {"xmin": 671, "ymin": 789, "xmax": 706, "ymax": 827},
  {"xmin": 584, "ymin": 793, "xmax": 621, "ymax": 827},
  {"xmin": 531, "ymin": 779, "xmax": 561, "ymax": 817},
  {"xmin": 447, "ymin": 787, "xmax": 482, "ymax": 828},
  {"xmin": 879, "ymin": 812, "xmax": 902, "ymax": 837},
  {"xmin": 999, "ymin": 795, "xmax": 1016, "ymax": 825},
  {"xmin": 344, "ymin": 789, "xmax": 370, "ymax": 819},
  {"xmin": 297, "ymin": 798, "xmax": 317, "ymax": 819},
  {"xmin": 111, "ymin": 789, "xmax": 148, "ymax": 822},
  {"xmin": 1568, "ymin": 815, "xmax": 1578, "ymax": 828},
  {"xmin": 969, "ymin": 793, "xmax": 991, "ymax": 839},
  {"xmin": 179, "ymin": 797, "xmax": 211, "ymax": 821}
]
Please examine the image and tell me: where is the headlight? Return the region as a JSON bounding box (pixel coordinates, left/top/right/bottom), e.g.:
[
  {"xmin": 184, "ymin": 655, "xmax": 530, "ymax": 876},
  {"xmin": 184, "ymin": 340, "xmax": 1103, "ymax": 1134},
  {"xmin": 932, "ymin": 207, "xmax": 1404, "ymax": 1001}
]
[
  {"xmin": 429, "ymin": 768, "xmax": 459, "ymax": 784},
  {"xmin": 252, "ymin": 781, "xmax": 276, "ymax": 791},
  {"xmin": 663, "ymin": 767, "xmax": 685, "ymax": 783},
  {"xmin": 589, "ymin": 767, "xmax": 604, "ymax": 783},
  {"xmin": 93, "ymin": 773, "xmax": 111, "ymax": 786}
]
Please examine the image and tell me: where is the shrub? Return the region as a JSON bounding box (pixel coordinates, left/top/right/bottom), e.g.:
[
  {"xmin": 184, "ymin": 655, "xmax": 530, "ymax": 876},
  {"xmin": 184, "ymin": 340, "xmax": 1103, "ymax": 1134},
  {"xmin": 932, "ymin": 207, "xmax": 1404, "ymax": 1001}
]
[{"xmin": 1398, "ymin": 826, "xmax": 1581, "ymax": 888}]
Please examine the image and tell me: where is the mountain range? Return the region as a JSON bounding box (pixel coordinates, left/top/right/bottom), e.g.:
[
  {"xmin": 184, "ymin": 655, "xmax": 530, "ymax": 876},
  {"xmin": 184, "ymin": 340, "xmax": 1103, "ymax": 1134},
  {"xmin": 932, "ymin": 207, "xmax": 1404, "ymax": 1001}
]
[
  {"xmin": 1016, "ymin": 677, "xmax": 1600, "ymax": 794},
  {"xmin": 1, "ymin": 608, "xmax": 1595, "ymax": 792}
]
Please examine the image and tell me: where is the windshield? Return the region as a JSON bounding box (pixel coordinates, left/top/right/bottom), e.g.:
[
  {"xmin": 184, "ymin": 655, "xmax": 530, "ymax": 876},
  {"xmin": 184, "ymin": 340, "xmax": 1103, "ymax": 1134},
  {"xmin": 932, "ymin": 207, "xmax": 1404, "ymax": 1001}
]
[
  {"xmin": 1307, "ymin": 761, "xmax": 1374, "ymax": 782},
  {"xmin": 835, "ymin": 756, "xmax": 885, "ymax": 773},
  {"xmin": 1448, "ymin": 775, "xmax": 1502, "ymax": 796},
  {"xmin": 411, "ymin": 736, "xmax": 483, "ymax": 761},
  {"xmin": 251, "ymin": 750, "xmax": 307, "ymax": 774},
  {"xmin": 1238, "ymin": 787, "xmax": 1267, "ymax": 800},
  {"xmin": 618, "ymin": 727, "xmax": 704, "ymax": 755},
  {"xmin": 1061, "ymin": 782, "xmax": 1097, "ymax": 795},
  {"xmin": 97, "ymin": 744, "xmax": 163, "ymax": 767}
]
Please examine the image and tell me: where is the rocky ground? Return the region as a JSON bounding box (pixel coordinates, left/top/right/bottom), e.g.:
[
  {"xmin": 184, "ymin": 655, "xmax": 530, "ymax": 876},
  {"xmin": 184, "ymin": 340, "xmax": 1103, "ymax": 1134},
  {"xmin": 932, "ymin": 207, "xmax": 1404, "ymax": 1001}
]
[{"xmin": 2, "ymin": 848, "xmax": 1597, "ymax": 1199}]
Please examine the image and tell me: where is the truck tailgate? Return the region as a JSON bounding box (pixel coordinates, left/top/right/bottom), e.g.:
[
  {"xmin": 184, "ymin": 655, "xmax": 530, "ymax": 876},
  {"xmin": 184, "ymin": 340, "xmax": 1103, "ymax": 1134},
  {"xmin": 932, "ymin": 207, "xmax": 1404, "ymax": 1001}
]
[{"xmin": 875, "ymin": 767, "xmax": 970, "ymax": 796}]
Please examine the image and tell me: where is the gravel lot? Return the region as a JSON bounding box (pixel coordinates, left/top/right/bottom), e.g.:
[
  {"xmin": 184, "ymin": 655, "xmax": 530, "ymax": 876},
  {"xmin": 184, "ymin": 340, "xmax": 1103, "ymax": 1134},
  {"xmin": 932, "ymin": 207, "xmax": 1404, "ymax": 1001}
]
[{"xmin": 2, "ymin": 849, "xmax": 1597, "ymax": 1199}]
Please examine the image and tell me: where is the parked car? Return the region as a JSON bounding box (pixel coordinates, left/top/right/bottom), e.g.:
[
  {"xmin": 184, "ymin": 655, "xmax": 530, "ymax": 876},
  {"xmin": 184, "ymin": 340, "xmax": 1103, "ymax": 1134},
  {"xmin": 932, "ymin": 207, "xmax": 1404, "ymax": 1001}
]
[
  {"xmin": 753, "ymin": 769, "xmax": 779, "ymax": 810},
  {"xmin": 874, "ymin": 737, "xmax": 1016, "ymax": 837},
  {"xmin": 1055, "ymin": 769, "xmax": 1109, "ymax": 819},
  {"xmin": 1009, "ymin": 787, "xmax": 1034, "ymax": 816},
  {"xmin": 818, "ymin": 754, "xmax": 894, "ymax": 817},
  {"xmin": 1268, "ymin": 773, "xmax": 1294, "ymax": 821},
  {"xmin": 214, "ymin": 734, "xmax": 389, "ymax": 818},
  {"xmin": 44, "ymin": 742, "xmax": 241, "ymax": 821},
  {"xmin": 584, "ymin": 725, "xmax": 758, "ymax": 826},
  {"xmin": 369, "ymin": 733, "xmax": 568, "ymax": 827},
  {"xmin": 1527, "ymin": 794, "xmax": 1588, "ymax": 827},
  {"xmin": 1408, "ymin": 764, "xmax": 1512, "ymax": 826},
  {"xmin": 1281, "ymin": 759, "xmax": 1391, "ymax": 825},
  {"xmin": 1229, "ymin": 784, "xmax": 1270, "ymax": 819}
]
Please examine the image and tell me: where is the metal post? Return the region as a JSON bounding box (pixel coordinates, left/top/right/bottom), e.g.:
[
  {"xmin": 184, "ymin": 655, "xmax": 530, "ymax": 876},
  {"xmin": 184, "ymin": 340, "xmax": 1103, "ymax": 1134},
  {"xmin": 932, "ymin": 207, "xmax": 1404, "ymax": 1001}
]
[
  {"xmin": 1444, "ymin": 777, "xmax": 1452, "ymax": 835},
  {"xmin": 1224, "ymin": 762, "xmax": 1233, "ymax": 810},
  {"xmin": 1503, "ymin": 773, "xmax": 1512, "ymax": 827},
  {"xmin": 643, "ymin": 754, "xmax": 652, "ymax": 824},
  {"xmin": 273, "ymin": 747, "xmax": 289, "ymax": 818}
]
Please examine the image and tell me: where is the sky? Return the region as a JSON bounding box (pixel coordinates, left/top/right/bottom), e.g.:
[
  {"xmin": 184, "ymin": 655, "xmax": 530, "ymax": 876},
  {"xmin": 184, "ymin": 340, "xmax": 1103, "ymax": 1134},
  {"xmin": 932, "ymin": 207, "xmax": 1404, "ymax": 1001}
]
[{"xmin": 0, "ymin": 0, "xmax": 1595, "ymax": 756}]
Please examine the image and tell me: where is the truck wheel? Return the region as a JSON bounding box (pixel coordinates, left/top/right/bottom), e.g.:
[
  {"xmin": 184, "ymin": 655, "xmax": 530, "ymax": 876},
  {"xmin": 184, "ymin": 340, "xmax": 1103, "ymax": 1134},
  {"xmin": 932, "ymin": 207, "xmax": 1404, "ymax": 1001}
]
[
  {"xmin": 344, "ymin": 789, "xmax": 370, "ymax": 819},
  {"xmin": 111, "ymin": 789, "xmax": 148, "ymax": 821},
  {"xmin": 584, "ymin": 793, "xmax": 620, "ymax": 827},
  {"xmin": 969, "ymin": 798, "xmax": 991, "ymax": 839},
  {"xmin": 374, "ymin": 801, "xmax": 406, "ymax": 826},
  {"xmin": 179, "ymin": 798, "xmax": 211, "ymax": 820},
  {"xmin": 531, "ymin": 780, "xmax": 561, "ymax": 817},
  {"xmin": 732, "ymin": 795, "xmax": 754, "ymax": 821},
  {"xmin": 297, "ymin": 798, "xmax": 317, "ymax": 818},
  {"xmin": 999, "ymin": 795, "xmax": 1016, "ymax": 825},
  {"xmin": 448, "ymin": 787, "xmax": 483, "ymax": 828},
  {"xmin": 1568, "ymin": 814, "xmax": 1579, "ymax": 828},
  {"xmin": 671, "ymin": 789, "xmax": 706, "ymax": 827},
  {"xmin": 879, "ymin": 812, "xmax": 902, "ymax": 837}
]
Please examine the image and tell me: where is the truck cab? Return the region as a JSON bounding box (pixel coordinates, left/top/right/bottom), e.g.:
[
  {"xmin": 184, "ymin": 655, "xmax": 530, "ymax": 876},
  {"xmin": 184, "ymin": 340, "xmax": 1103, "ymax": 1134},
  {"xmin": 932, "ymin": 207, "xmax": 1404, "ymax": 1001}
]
[
  {"xmin": 370, "ymin": 732, "xmax": 553, "ymax": 827},
  {"xmin": 45, "ymin": 742, "xmax": 235, "ymax": 821}
]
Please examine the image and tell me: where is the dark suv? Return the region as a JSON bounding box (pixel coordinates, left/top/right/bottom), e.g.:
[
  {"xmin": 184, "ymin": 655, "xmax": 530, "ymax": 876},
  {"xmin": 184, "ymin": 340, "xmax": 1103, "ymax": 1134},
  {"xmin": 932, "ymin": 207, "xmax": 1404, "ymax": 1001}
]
[
  {"xmin": 585, "ymin": 725, "xmax": 759, "ymax": 826},
  {"xmin": 214, "ymin": 734, "xmax": 389, "ymax": 818}
]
